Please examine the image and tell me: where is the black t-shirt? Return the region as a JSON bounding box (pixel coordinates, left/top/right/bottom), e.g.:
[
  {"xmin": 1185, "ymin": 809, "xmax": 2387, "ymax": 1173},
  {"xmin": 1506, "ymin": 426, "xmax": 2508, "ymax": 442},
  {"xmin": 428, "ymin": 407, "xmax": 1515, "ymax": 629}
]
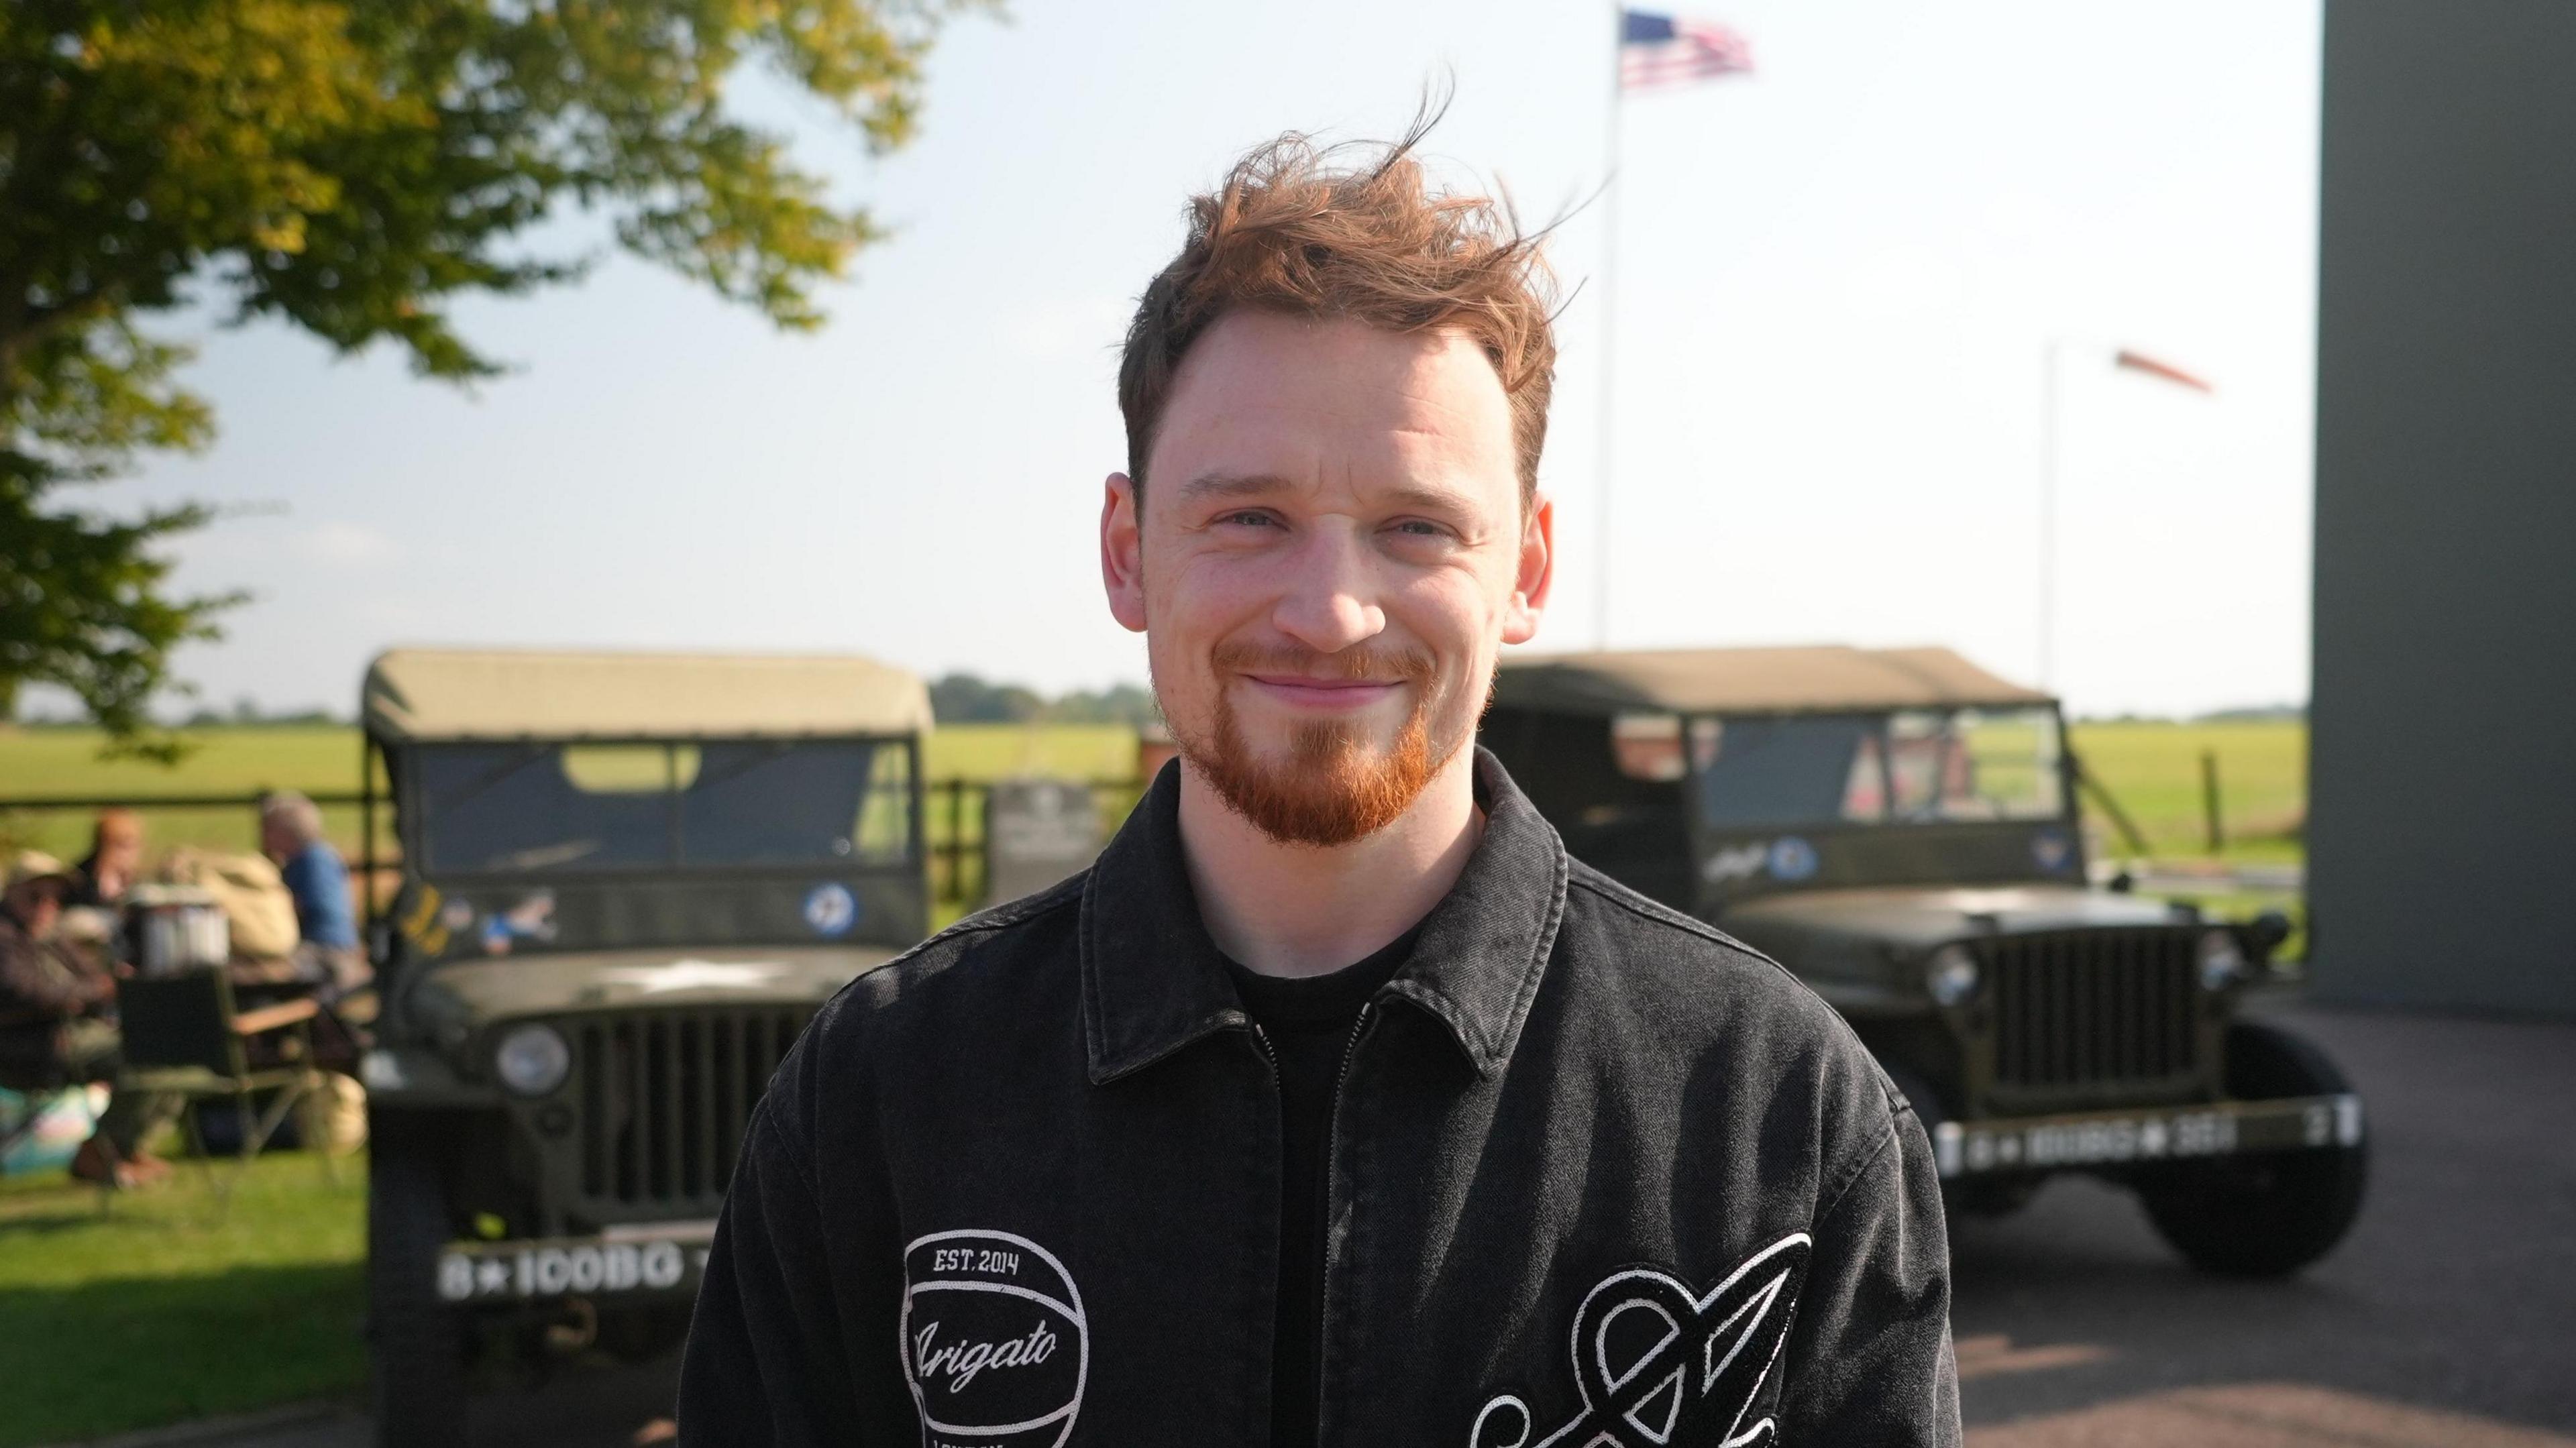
[{"xmin": 1226, "ymin": 929, "xmax": 1417, "ymax": 1448}]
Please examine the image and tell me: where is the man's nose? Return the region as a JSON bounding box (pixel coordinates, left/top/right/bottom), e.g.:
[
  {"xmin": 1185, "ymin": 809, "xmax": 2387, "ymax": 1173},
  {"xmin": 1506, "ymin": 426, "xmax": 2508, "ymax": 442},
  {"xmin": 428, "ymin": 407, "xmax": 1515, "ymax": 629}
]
[{"xmin": 1270, "ymin": 524, "xmax": 1386, "ymax": 656}]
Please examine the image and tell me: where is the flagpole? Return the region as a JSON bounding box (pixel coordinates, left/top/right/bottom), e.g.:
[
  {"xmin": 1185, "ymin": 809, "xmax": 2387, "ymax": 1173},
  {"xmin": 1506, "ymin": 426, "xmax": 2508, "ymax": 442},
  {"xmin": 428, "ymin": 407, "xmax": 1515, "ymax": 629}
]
[
  {"xmin": 2038, "ymin": 337, "xmax": 2060, "ymax": 689},
  {"xmin": 1595, "ymin": 7, "xmax": 1625, "ymax": 650}
]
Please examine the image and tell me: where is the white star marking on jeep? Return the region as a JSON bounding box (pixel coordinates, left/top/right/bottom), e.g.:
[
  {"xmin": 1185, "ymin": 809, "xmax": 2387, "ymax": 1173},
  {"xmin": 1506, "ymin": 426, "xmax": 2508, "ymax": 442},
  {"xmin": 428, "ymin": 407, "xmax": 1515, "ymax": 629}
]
[{"xmin": 594, "ymin": 961, "xmax": 788, "ymax": 994}]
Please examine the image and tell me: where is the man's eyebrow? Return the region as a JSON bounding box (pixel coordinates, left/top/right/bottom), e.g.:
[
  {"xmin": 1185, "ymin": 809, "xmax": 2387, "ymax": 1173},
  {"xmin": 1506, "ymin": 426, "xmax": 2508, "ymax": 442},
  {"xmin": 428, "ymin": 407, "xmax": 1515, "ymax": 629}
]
[
  {"xmin": 1175, "ymin": 472, "xmax": 1481, "ymax": 514},
  {"xmin": 1377, "ymin": 482, "xmax": 1479, "ymax": 515},
  {"xmin": 1175, "ymin": 471, "xmax": 1294, "ymax": 502}
]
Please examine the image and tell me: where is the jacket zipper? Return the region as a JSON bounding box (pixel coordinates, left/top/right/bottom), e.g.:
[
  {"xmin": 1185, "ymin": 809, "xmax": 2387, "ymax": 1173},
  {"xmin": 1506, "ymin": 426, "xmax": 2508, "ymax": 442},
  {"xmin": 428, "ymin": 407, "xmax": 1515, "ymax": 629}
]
[
  {"xmin": 1245, "ymin": 1019, "xmax": 1284, "ymax": 1446},
  {"xmin": 1314, "ymin": 1001, "xmax": 1375, "ymax": 1443}
]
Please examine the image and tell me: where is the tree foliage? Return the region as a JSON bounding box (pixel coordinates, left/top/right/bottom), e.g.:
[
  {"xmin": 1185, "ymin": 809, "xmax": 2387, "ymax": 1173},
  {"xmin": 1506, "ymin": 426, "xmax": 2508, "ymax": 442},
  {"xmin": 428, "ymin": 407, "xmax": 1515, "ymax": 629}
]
[
  {"xmin": 1, "ymin": 0, "xmax": 965, "ymax": 756},
  {"xmin": 930, "ymin": 673, "xmax": 1163, "ymax": 728},
  {"xmin": 930, "ymin": 673, "xmax": 1048, "ymax": 724}
]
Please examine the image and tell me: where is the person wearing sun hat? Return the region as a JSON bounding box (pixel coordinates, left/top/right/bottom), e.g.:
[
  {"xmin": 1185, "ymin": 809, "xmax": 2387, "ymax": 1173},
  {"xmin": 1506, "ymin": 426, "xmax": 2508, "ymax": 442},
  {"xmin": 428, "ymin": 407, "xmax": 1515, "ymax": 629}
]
[{"xmin": 1, "ymin": 849, "xmax": 178, "ymax": 1187}]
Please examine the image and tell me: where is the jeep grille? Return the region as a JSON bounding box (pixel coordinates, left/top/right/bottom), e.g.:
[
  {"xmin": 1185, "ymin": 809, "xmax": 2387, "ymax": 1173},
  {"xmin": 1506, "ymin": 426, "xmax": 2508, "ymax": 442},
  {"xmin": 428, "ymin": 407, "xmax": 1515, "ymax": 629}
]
[
  {"xmin": 571, "ymin": 1009, "xmax": 812, "ymax": 1219},
  {"xmin": 1980, "ymin": 930, "xmax": 2204, "ymax": 1105}
]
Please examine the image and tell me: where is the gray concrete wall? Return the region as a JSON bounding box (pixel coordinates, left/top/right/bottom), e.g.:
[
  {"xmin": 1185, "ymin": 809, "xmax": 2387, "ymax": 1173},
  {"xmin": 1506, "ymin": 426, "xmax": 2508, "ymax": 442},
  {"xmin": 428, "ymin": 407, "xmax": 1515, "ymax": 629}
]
[{"xmin": 2311, "ymin": 3, "xmax": 2576, "ymax": 1013}]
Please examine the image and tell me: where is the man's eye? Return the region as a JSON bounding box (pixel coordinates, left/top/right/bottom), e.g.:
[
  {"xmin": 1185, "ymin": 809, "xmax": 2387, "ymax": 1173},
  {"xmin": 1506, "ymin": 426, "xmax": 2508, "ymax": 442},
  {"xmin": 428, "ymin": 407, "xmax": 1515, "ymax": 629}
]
[
  {"xmin": 1390, "ymin": 520, "xmax": 1448, "ymax": 539},
  {"xmin": 1220, "ymin": 510, "xmax": 1275, "ymax": 528}
]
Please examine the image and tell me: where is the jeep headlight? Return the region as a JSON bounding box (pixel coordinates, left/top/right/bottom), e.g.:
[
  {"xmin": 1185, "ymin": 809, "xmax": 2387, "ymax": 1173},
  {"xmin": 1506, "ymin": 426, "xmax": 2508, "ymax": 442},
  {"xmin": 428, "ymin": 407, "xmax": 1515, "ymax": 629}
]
[
  {"xmin": 2196, "ymin": 930, "xmax": 2247, "ymax": 991},
  {"xmin": 1926, "ymin": 945, "xmax": 1981, "ymax": 1007},
  {"xmin": 494, "ymin": 1023, "xmax": 571, "ymax": 1097}
]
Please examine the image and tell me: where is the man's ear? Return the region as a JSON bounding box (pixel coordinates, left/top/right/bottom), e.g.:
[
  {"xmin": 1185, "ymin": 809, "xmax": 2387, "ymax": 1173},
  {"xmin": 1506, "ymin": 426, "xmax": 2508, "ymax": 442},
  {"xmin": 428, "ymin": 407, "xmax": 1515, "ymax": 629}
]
[
  {"xmin": 1499, "ymin": 491, "xmax": 1554, "ymax": 646},
  {"xmin": 1102, "ymin": 472, "xmax": 1148, "ymax": 634}
]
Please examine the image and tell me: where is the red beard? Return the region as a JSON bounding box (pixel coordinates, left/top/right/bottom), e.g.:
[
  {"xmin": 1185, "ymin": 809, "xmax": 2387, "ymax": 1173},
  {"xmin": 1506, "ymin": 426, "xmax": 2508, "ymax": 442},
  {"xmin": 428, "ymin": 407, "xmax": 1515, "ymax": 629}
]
[{"xmin": 1174, "ymin": 642, "xmax": 1452, "ymax": 847}]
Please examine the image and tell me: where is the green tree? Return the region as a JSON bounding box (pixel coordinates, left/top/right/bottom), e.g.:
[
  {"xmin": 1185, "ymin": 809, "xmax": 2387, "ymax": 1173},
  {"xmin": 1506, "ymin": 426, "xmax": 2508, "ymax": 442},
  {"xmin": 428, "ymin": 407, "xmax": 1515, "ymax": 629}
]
[
  {"xmin": 929, "ymin": 673, "xmax": 1046, "ymax": 725},
  {"xmin": 2, "ymin": 0, "xmax": 967, "ymax": 759}
]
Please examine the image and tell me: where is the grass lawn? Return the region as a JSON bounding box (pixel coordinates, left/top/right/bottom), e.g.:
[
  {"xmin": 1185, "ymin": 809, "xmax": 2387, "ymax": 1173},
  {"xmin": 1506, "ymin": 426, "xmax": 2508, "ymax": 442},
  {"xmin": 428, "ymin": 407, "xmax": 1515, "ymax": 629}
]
[
  {"xmin": 0, "ymin": 718, "xmax": 2304, "ymax": 924},
  {"xmin": 2067, "ymin": 720, "xmax": 2306, "ymax": 865},
  {"xmin": 0, "ymin": 724, "xmax": 1142, "ymax": 847},
  {"xmin": 922, "ymin": 722, "xmax": 1139, "ymax": 781},
  {"xmin": 0, "ymin": 1152, "xmax": 368, "ymax": 1447},
  {"xmin": 0, "ymin": 726, "xmax": 368, "ymax": 863}
]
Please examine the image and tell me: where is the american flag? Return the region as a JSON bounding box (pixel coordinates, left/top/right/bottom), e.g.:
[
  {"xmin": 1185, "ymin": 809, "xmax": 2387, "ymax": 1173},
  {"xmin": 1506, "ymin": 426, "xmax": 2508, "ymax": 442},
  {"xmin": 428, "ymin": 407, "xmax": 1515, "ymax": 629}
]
[{"xmin": 1619, "ymin": 9, "xmax": 1754, "ymax": 93}]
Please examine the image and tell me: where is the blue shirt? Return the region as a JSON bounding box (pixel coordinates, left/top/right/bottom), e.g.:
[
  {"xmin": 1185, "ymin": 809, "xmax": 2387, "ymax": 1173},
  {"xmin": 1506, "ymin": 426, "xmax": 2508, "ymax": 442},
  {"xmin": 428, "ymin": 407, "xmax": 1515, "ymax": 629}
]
[{"xmin": 280, "ymin": 842, "xmax": 358, "ymax": 950}]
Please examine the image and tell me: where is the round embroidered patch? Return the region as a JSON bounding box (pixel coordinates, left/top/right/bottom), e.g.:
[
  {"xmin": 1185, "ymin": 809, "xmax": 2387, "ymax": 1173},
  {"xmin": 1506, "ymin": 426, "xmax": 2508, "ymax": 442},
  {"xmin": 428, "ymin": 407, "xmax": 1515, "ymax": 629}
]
[{"xmin": 901, "ymin": 1229, "xmax": 1088, "ymax": 1447}]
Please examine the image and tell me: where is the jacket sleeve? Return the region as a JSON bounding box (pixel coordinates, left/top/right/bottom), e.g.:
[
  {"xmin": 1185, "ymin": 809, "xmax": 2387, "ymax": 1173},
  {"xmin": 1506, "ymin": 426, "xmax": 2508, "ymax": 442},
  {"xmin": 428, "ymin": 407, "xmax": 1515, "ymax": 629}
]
[
  {"xmin": 677, "ymin": 1103, "xmax": 868, "ymax": 1445},
  {"xmin": 0, "ymin": 932, "xmax": 101, "ymax": 1019},
  {"xmin": 1779, "ymin": 1095, "xmax": 1962, "ymax": 1445}
]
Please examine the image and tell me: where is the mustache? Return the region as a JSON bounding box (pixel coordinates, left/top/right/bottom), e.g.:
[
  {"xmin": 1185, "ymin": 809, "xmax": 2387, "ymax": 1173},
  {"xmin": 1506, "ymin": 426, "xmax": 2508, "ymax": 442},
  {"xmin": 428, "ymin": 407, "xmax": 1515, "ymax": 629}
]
[{"xmin": 1210, "ymin": 641, "xmax": 1437, "ymax": 684}]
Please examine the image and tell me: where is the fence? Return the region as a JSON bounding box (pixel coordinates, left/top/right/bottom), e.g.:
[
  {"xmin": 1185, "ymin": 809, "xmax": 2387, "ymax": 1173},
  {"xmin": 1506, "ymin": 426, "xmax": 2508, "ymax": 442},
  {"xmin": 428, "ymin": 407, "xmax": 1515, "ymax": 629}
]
[
  {"xmin": 0, "ymin": 779, "xmax": 1146, "ymax": 920},
  {"xmin": 925, "ymin": 777, "xmax": 1147, "ymax": 914}
]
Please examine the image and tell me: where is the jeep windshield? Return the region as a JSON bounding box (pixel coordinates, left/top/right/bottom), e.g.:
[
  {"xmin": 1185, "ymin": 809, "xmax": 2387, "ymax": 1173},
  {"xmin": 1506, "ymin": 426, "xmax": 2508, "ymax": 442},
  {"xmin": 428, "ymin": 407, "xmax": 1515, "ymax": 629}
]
[
  {"xmin": 407, "ymin": 738, "xmax": 913, "ymax": 875},
  {"xmin": 1617, "ymin": 707, "xmax": 2067, "ymax": 830}
]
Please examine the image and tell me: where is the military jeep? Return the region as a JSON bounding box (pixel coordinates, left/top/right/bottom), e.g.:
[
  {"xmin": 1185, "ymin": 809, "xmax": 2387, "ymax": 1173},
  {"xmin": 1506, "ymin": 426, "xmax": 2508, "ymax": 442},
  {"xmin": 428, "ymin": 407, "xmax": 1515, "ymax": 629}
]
[
  {"xmin": 1484, "ymin": 645, "xmax": 2366, "ymax": 1278},
  {"xmin": 356, "ymin": 649, "xmax": 930, "ymax": 1445}
]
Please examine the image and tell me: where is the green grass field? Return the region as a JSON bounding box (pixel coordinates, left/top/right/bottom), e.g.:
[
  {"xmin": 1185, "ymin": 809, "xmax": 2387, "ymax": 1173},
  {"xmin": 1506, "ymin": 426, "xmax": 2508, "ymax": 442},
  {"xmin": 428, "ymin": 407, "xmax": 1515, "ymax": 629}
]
[
  {"xmin": 2066, "ymin": 720, "xmax": 2306, "ymax": 865},
  {"xmin": 0, "ymin": 718, "xmax": 2300, "ymax": 869},
  {"xmin": 0, "ymin": 1152, "xmax": 368, "ymax": 1448},
  {"xmin": 0, "ymin": 722, "xmax": 1143, "ymax": 863},
  {"xmin": 0, "ymin": 726, "xmax": 370, "ymax": 862}
]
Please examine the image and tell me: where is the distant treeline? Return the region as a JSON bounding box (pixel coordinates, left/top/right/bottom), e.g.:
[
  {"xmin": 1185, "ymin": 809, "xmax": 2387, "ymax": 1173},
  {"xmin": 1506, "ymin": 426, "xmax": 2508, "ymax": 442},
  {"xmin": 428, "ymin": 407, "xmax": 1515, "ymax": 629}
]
[
  {"xmin": 2077, "ymin": 704, "xmax": 2308, "ymax": 725},
  {"xmin": 930, "ymin": 674, "xmax": 1163, "ymax": 728},
  {"xmin": 7, "ymin": 698, "xmax": 347, "ymax": 728},
  {"xmin": 180, "ymin": 700, "xmax": 345, "ymax": 728}
]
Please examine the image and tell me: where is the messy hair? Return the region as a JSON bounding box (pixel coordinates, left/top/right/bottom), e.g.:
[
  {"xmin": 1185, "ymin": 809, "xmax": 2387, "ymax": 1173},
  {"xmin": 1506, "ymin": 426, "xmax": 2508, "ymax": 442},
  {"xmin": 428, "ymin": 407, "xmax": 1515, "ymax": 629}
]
[{"xmin": 1118, "ymin": 113, "xmax": 1560, "ymax": 502}]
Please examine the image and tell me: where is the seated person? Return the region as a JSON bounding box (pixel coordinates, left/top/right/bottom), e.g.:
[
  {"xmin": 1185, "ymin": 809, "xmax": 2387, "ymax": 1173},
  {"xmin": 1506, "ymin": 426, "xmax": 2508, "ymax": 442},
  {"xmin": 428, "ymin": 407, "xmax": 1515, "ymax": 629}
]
[
  {"xmin": 66, "ymin": 807, "xmax": 144, "ymax": 909},
  {"xmin": 258, "ymin": 793, "xmax": 370, "ymax": 997},
  {"xmin": 0, "ymin": 851, "xmax": 178, "ymax": 1188}
]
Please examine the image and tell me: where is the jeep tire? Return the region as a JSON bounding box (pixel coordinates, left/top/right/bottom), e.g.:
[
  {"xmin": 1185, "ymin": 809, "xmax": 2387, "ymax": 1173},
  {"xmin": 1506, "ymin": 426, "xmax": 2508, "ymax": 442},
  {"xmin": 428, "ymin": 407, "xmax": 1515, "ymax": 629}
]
[
  {"xmin": 2140, "ymin": 1021, "xmax": 2368, "ymax": 1278},
  {"xmin": 370, "ymin": 1120, "xmax": 470, "ymax": 1447}
]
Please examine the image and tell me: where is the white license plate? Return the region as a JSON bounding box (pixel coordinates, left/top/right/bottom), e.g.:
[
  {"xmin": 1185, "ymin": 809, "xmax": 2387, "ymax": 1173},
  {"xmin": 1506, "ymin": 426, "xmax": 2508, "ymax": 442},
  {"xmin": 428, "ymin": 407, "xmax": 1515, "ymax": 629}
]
[
  {"xmin": 435, "ymin": 1237, "xmax": 707, "ymax": 1302},
  {"xmin": 1933, "ymin": 1093, "xmax": 2363, "ymax": 1178}
]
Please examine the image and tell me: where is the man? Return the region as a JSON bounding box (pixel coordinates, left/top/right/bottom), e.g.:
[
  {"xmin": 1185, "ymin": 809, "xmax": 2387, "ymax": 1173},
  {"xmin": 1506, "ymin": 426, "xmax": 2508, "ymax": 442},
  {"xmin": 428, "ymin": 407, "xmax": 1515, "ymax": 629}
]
[
  {"xmin": 258, "ymin": 792, "xmax": 368, "ymax": 995},
  {"xmin": 0, "ymin": 851, "xmax": 176, "ymax": 1187},
  {"xmin": 67, "ymin": 807, "xmax": 144, "ymax": 909},
  {"xmin": 680, "ymin": 128, "xmax": 1960, "ymax": 1445}
]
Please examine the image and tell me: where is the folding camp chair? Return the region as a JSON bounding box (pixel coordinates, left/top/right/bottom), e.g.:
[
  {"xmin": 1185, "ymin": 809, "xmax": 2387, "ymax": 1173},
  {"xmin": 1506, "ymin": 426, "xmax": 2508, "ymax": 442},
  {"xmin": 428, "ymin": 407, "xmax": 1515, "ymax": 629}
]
[{"xmin": 115, "ymin": 969, "xmax": 330, "ymax": 1208}]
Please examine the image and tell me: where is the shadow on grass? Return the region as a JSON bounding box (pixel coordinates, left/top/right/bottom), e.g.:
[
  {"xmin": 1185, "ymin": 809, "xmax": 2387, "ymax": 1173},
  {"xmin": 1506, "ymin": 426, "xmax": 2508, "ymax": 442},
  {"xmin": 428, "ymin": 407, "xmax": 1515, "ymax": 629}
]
[
  {"xmin": 1, "ymin": 1156, "xmax": 366, "ymax": 1448},
  {"xmin": 0, "ymin": 1258, "xmax": 366, "ymax": 1448},
  {"xmin": 0, "ymin": 1206, "xmax": 111, "ymax": 1236}
]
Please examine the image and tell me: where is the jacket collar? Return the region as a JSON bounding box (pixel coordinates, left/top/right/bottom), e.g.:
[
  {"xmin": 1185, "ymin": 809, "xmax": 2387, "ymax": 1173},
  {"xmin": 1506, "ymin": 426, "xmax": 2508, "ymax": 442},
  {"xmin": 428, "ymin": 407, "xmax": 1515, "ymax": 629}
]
[{"xmin": 1079, "ymin": 746, "xmax": 1568, "ymax": 1084}]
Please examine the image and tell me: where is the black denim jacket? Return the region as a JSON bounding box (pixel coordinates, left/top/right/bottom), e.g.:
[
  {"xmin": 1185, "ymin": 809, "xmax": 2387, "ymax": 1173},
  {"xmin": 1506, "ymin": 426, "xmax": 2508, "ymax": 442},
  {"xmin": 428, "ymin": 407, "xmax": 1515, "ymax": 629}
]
[{"xmin": 679, "ymin": 751, "xmax": 1960, "ymax": 1447}]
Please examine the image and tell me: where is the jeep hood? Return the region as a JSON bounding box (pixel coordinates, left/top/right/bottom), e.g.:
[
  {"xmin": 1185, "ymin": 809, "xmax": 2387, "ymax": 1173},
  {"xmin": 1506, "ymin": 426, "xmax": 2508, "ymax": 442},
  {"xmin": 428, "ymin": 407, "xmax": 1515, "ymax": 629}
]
[
  {"xmin": 405, "ymin": 944, "xmax": 899, "ymax": 1034},
  {"xmin": 1717, "ymin": 884, "xmax": 2186, "ymax": 960}
]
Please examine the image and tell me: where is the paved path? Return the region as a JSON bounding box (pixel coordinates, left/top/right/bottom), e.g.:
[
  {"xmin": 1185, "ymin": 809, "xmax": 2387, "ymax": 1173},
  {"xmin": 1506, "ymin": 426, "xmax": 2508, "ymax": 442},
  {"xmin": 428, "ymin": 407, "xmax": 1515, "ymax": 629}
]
[
  {"xmin": 189, "ymin": 1004, "xmax": 2573, "ymax": 1447},
  {"xmin": 1953, "ymin": 1003, "xmax": 2576, "ymax": 1444}
]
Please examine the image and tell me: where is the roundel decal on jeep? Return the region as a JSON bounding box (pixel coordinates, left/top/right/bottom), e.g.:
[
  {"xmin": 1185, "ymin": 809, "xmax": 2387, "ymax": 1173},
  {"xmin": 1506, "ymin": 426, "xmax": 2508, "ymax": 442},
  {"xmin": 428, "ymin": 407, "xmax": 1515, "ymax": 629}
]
[
  {"xmin": 1766, "ymin": 836, "xmax": 1819, "ymax": 882},
  {"xmin": 2031, "ymin": 827, "xmax": 2077, "ymax": 876},
  {"xmin": 901, "ymin": 1229, "xmax": 1087, "ymax": 1447},
  {"xmin": 802, "ymin": 882, "xmax": 858, "ymax": 938}
]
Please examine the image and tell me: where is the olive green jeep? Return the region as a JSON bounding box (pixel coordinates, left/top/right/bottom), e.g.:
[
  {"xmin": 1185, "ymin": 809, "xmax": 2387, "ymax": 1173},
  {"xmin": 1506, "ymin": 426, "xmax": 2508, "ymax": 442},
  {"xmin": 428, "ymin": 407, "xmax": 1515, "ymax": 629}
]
[
  {"xmin": 356, "ymin": 649, "xmax": 930, "ymax": 1445},
  {"xmin": 1483, "ymin": 645, "xmax": 2365, "ymax": 1278}
]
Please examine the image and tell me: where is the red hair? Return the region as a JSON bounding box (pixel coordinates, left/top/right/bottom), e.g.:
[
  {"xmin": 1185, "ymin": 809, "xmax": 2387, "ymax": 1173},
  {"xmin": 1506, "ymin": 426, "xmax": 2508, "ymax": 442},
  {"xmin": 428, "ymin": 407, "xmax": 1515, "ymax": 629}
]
[{"xmin": 1118, "ymin": 121, "xmax": 1560, "ymax": 502}]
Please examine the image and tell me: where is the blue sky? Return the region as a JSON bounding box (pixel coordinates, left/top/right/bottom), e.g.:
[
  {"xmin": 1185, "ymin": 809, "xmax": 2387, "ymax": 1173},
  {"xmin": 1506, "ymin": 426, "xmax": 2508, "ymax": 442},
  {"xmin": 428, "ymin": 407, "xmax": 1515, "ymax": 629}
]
[{"xmin": 76, "ymin": 0, "xmax": 2321, "ymax": 720}]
